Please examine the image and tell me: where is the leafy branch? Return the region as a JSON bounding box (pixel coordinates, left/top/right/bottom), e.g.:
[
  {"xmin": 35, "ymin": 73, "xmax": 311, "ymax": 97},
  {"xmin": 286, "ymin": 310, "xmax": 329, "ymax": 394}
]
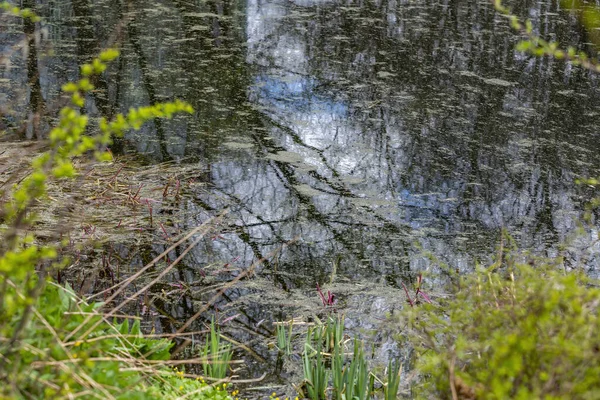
[
  {"xmin": 494, "ymin": 0, "xmax": 600, "ymax": 72},
  {"xmin": 0, "ymin": 1, "xmax": 40, "ymax": 22},
  {"xmin": 0, "ymin": 6, "xmax": 194, "ymax": 393}
]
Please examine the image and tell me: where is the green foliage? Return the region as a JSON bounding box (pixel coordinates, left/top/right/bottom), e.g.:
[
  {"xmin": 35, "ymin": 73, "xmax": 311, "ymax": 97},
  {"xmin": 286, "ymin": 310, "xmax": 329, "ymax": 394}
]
[
  {"xmin": 149, "ymin": 375, "xmax": 232, "ymax": 400},
  {"xmin": 2, "ymin": 280, "xmax": 232, "ymax": 398},
  {"xmin": 384, "ymin": 360, "xmax": 401, "ymax": 400},
  {"xmin": 303, "ymin": 324, "xmax": 329, "ymax": 400},
  {"xmin": 276, "ymin": 320, "xmax": 294, "ymax": 355},
  {"xmin": 302, "ymin": 315, "xmax": 347, "ymax": 400},
  {"xmin": 300, "ymin": 316, "xmax": 401, "ymax": 400},
  {"xmin": 560, "ymin": 0, "xmax": 600, "ymax": 49},
  {"xmin": 9, "ymin": 282, "xmax": 172, "ymax": 399},
  {"xmin": 202, "ymin": 319, "xmax": 233, "ymax": 380},
  {"xmin": 407, "ymin": 264, "xmax": 600, "ymax": 399},
  {"xmin": 0, "ymin": 6, "xmax": 229, "ymax": 398},
  {"xmin": 331, "ymin": 339, "xmax": 373, "ymax": 400},
  {"xmin": 494, "ymin": 0, "xmax": 600, "ymax": 72},
  {"xmin": 0, "ymin": 1, "xmax": 40, "ymax": 22}
]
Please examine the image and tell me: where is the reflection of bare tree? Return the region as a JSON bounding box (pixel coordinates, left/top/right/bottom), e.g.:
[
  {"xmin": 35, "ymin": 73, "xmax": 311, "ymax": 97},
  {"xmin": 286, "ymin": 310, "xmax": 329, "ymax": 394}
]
[
  {"xmin": 23, "ymin": 0, "xmax": 46, "ymax": 139},
  {"xmin": 3, "ymin": 0, "xmax": 600, "ymax": 287},
  {"xmin": 71, "ymin": 0, "xmax": 121, "ymax": 119},
  {"xmin": 6, "ymin": 0, "xmax": 600, "ymax": 385},
  {"xmin": 126, "ymin": 16, "xmax": 171, "ymax": 160}
]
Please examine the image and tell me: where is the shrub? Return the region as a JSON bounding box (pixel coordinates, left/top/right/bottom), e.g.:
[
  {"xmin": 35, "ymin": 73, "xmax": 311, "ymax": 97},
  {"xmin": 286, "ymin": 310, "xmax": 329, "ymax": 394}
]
[
  {"xmin": 7, "ymin": 282, "xmax": 171, "ymax": 398},
  {"xmin": 407, "ymin": 264, "xmax": 600, "ymax": 399}
]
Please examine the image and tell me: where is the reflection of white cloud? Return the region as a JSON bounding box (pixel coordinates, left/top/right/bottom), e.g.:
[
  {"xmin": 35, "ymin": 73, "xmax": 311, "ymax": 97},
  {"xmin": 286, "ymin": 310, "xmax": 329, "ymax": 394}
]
[
  {"xmin": 237, "ymin": 0, "xmax": 600, "ymax": 276},
  {"xmin": 247, "ymin": 0, "xmax": 358, "ymax": 167}
]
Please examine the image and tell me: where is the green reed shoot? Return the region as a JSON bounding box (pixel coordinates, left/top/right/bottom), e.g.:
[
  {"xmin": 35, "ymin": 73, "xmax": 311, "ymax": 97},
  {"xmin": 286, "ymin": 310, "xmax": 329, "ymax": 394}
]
[
  {"xmin": 300, "ymin": 315, "xmax": 399, "ymax": 400},
  {"xmin": 384, "ymin": 359, "xmax": 402, "ymax": 400},
  {"xmin": 303, "ymin": 325, "xmax": 329, "ymax": 399},
  {"xmin": 324, "ymin": 314, "xmax": 345, "ymax": 353},
  {"xmin": 202, "ymin": 319, "xmax": 233, "ymax": 379},
  {"xmin": 276, "ymin": 320, "xmax": 294, "ymax": 355},
  {"xmin": 332, "ymin": 338, "xmax": 373, "ymax": 400}
]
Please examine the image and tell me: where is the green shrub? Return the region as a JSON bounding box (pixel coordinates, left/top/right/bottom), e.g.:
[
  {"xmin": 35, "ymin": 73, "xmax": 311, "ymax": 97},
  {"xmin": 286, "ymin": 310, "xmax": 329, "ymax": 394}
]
[
  {"xmin": 8, "ymin": 282, "xmax": 170, "ymax": 398},
  {"xmin": 494, "ymin": 0, "xmax": 600, "ymax": 72},
  {"xmin": 407, "ymin": 264, "xmax": 600, "ymax": 399}
]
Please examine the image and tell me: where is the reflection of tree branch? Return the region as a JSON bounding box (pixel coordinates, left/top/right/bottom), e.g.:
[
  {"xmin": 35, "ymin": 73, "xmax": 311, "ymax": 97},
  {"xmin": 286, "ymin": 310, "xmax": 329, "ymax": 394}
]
[
  {"xmin": 22, "ymin": 0, "xmax": 46, "ymax": 139},
  {"xmin": 263, "ymin": 114, "xmax": 354, "ymax": 192},
  {"xmin": 220, "ymin": 124, "xmax": 416, "ymax": 278},
  {"xmin": 71, "ymin": 0, "xmax": 134, "ymax": 149},
  {"xmin": 127, "ymin": 11, "xmax": 170, "ymax": 160},
  {"xmin": 182, "ymin": 193, "xmax": 291, "ymax": 289}
]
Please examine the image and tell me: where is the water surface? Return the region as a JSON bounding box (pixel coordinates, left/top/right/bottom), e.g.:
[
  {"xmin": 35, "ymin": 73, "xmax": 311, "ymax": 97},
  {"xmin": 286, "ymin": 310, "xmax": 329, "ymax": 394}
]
[{"xmin": 3, "ymin": 0, "xmax": 600, "ymax": 390}]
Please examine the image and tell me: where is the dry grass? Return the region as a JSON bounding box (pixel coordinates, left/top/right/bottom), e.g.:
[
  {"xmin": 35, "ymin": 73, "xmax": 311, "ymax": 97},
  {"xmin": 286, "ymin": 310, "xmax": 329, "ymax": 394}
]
[
  {"xmin": 0, "ymin": 140, "xmax": 219, "ymax": 296},
  {"xmin": 1, "ymin": 140, "xmax": 209, "ymax": 244}
]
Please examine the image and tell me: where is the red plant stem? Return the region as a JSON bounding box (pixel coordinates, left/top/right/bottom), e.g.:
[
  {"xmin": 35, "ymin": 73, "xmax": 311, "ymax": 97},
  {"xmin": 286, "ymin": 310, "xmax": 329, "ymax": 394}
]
[
  {"xmin": 416, "ymin": 289, "xmax": 432, "ymax": 303},
  {"xmin": 401, "ymin": 282, "xmax": 414, "ymax": 307},
  {"xmin": 316, "ymin": 283, "xmax": 327, "ymax": 307},
  {"xmin": 133, "ymin": 184, "xmax": 143, "ymax": 198},
  {"xmin": 146, "ymin": 200, "xmax": 153, "ymax": 226},
  {"xmin": 316, "ymin": 284, "xmax": 334, "ymax": 306},
  {"xmin": 174, "ymin": 180, "xmax": 181, "ymax": 198},
  {"xmin": 109, "ymin": 165, "xmax": 123, "ymax": 182},
  {"xmin": 159, "ymin": 222, "xmax": 169, "ymax": 240}
]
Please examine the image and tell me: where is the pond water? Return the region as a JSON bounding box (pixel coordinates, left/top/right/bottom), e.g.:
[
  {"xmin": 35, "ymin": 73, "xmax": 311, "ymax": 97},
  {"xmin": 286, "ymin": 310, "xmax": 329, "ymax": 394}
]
[{"xmin": 3, "ymin": 0, "xmax": 600, "ymax": 392}]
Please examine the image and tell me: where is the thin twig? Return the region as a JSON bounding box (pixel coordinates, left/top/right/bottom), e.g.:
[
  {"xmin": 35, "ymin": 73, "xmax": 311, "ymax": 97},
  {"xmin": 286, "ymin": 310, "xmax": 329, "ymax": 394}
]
[{"xmin": 65, "ymin": 213, "xmax": 225, "ymax": 342}]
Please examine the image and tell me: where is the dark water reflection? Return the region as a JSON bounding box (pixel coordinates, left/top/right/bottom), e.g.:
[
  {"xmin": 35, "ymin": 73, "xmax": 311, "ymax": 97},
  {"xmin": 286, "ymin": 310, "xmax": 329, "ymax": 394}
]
[{"xmin": 3, "ymin": 0, "xmax": 600, "ymax": 389}]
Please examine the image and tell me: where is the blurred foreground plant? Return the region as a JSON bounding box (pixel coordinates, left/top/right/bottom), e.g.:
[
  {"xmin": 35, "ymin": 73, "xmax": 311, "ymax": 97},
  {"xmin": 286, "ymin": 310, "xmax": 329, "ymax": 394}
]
[
  {"xmin": 494, "ymin": 0, "xmax": 600, "ymax": 72},
  {"xmin": 407, "ymin": 263, "xmax": 600, "ymax": 399}
]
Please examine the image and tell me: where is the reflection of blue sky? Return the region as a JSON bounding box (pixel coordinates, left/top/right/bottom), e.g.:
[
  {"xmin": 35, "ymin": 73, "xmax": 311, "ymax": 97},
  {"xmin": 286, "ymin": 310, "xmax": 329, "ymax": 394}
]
[
  {"xmin": 249, "ymin": 68, "xmax": 462, "ymax": 234},
  {"xmin": 244, "ymin": 0, "xmax": 461, "ymax": 233},
  {"xmin": 251, "ymin": 74, "xmax": 347, "ymax": 116},
  {"xmin": 234, "ymin": 0, "xmax": 600, "ymax": 277}
]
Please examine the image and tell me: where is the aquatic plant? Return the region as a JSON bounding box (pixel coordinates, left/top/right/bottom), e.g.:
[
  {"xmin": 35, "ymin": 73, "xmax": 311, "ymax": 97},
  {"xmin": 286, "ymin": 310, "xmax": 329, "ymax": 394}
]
[
  {"xmin": 316, "ymin": 284, "xmax": 335, "ymax": 308},
  {"xmin": 276, "ymin": 320, "xmax": 294, "ymax": 355},
  {"xmin": 401, "ymin": 274, "xmax": 432, "ymax": 308},
  {"xmin": 384, "ymin": 359, "xmax": 402, "ymax": 400},
  {"xmin": 302, "ymin": 324, "xmax": 329, "ymax": 400},
  {"xmin": 301, "ymin": 315, "xmax": 402, "ymax": 400},
  {"xmin": 202, "ymin": 319, "xmax": 233, "ymax": 380},
  {"xmin": 331, "ymin": 338, "xmax": 374, "ymax": 400}
]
